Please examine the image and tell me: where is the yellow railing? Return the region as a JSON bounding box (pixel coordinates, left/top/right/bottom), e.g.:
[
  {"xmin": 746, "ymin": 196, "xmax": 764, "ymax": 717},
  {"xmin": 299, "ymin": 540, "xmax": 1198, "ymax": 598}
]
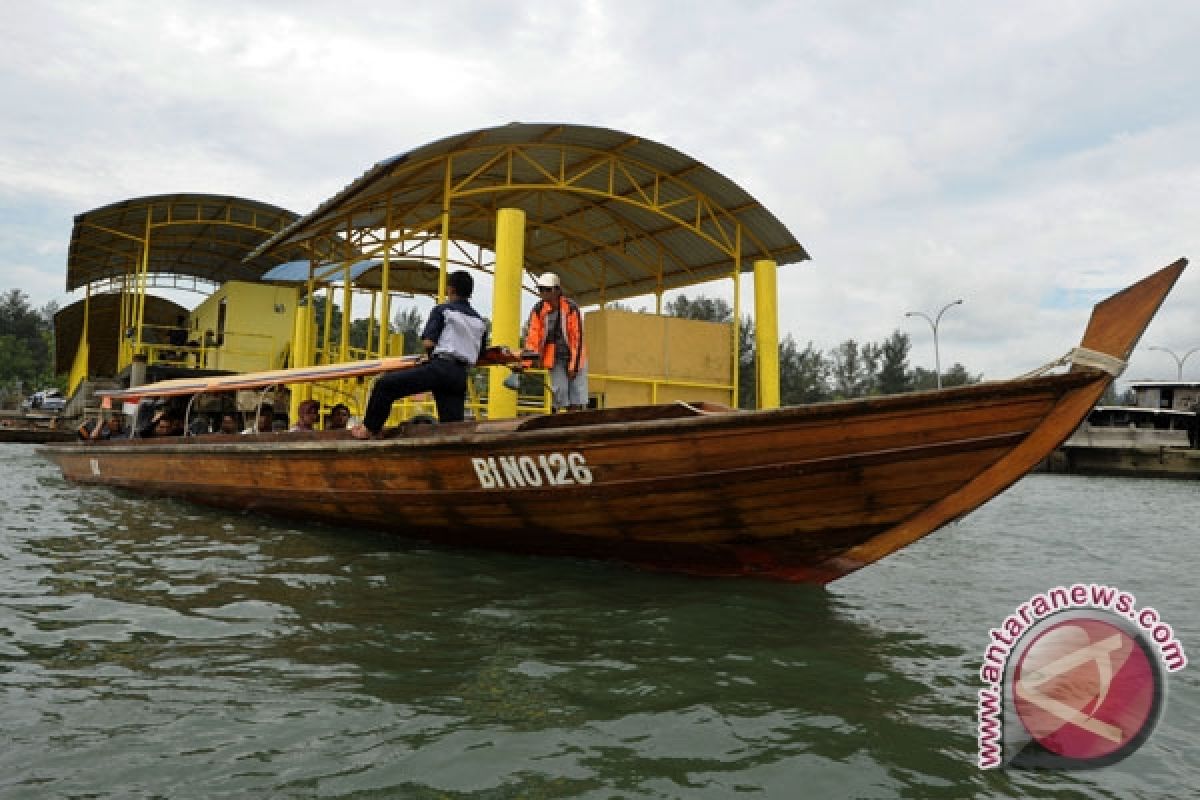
[
  {"xmin": 587, "ymin": 371, "xmax": 734, "ymax": 408},
  {"xmin": 139, "ymin": 325, "xmax": 282, "ymax": 373}
]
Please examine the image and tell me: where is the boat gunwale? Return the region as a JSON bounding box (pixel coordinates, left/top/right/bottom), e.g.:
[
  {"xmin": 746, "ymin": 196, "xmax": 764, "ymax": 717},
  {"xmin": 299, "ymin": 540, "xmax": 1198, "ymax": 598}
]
[{"xmin": 40, "ymin": 369, "xmax": 1103, "ymax": 458}]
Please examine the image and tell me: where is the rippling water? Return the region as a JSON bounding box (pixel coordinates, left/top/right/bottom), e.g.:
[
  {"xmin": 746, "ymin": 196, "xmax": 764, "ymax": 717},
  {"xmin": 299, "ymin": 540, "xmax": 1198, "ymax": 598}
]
[{"xmin": 2, "ymin": 443, "xmax": 1196, "ymax": 798}]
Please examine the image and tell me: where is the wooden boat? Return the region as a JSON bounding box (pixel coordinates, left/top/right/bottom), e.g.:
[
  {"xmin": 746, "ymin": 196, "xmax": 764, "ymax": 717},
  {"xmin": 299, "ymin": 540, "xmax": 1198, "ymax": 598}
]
[
  {"xmin": 0, "ymin": 421, "xmax": 77, "ymax": 444},
  {"xmin": 40, "ymin": 259, "xmax": 1186, "ymax": 583}
]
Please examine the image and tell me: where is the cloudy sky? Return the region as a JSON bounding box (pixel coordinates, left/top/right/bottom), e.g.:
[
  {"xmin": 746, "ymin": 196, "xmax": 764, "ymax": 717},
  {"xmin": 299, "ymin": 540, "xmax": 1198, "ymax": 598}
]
[{"xmin": 3, "ymin": 0, "xmax": 1197, "ymax": 385}]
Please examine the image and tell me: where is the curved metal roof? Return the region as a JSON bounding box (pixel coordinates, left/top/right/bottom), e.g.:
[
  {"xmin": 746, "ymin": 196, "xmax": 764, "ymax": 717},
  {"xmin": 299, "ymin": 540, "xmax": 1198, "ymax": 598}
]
[
  {"xmin": 65, "ymin": 194, "xmax": 312, "ymax": 293},
  {"xmin": 251, "ymin": 123, "xmax": 809, "ymax": 305},
  {"xmin": 261, "ymin": 258, "xmax": 442, "ymax": 295}
]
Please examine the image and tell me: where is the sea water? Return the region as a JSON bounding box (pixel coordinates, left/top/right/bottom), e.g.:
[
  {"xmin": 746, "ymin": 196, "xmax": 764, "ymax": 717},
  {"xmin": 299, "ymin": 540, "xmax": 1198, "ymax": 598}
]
[{"xmin": 1, "ymin": 443, "xmax": 1196, "ymax": 798}]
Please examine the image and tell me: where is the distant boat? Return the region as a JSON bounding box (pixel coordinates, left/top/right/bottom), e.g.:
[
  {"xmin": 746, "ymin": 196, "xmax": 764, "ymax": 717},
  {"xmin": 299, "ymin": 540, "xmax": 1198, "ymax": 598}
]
[
  {"xmin": 40, "ymin": 260, "xmax": 1186, "ymax": 583},
  {"xmin": 1044, "ymin": 380, "xmax": 1200, "ymax": 479},
  {"xmin": 0, "ymin": 420, "xmax": 76, "ymax": 444}
]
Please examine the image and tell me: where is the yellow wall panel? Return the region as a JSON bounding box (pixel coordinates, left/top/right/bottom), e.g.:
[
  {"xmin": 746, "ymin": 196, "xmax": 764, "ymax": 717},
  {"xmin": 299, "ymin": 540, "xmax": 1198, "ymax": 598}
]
[
  {"xmin": 585, "ymin": 309, "xmax": 732, "ymax": 408},
  {"xmin": 191, "ymin": 281, "xmax": 299, "ymax": 373}
]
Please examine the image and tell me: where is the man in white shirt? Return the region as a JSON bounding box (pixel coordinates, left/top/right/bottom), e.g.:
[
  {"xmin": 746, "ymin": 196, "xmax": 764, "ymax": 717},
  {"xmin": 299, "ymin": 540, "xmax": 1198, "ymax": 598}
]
[{"xmin": 351, "ymin": 270, "xmax": 487, "ymax": 438}]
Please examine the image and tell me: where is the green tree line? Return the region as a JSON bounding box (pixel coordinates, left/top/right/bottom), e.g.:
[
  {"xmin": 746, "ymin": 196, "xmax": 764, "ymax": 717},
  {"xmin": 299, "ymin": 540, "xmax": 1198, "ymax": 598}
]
[
  {"xmin": 658, "ymin": 294, "xmax": 980, "ymax": 409},
  {"xmin": 0, "ymin": 290, "xmax": 60, "ymax": 404}
]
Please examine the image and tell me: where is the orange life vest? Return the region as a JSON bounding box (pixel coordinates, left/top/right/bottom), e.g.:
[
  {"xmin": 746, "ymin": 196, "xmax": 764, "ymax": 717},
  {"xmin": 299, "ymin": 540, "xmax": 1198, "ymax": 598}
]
[{"xmin": 525, "ymin": 296, "xmax": 587, "ymax": 371}]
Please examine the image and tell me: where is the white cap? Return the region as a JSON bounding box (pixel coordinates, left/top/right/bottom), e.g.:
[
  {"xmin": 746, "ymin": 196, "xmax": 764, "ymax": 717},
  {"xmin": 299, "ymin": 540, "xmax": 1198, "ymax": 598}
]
[{"xmin": 536, "ymin": 272, "xmax": 561, "ymax": 289}]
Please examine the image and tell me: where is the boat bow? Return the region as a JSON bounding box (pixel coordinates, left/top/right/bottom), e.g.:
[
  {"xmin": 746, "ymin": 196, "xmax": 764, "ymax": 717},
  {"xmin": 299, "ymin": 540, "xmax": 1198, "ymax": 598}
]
[{"xmin": 819, "ymin": 258, "xmax": 1187, "ymax": 581}]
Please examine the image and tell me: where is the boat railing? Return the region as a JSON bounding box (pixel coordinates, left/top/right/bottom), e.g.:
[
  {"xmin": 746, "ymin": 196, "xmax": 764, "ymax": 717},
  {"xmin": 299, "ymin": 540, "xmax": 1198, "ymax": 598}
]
[
  {"xmin": 1063, "ymin": 423, "xmax": 1192, "ymax": 449},
  {"xmin": 462, "ymin": 368, "xmax": 735, "ymax": 417},
  {"xmin": 135, "ymin": 326, "xmax": 281, "ymax": 373},
  {"xmin": 587, "ymin": 371, "xmax": 734, "ymax": 408}
]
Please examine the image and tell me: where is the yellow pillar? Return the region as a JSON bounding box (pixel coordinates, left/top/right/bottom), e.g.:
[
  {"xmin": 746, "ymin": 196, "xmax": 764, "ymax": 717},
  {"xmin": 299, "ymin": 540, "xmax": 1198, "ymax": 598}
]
[
  {"xmin": 134, "ymin": 210, "xmax": 151, "ymax": 354},
  {"xmin": 380, "ymin": 203, "xmax": 393, "ymax": 355},
  {"xmin": 82, "ymin": 284, "xmax": 91, "ymax": 376},
  {"xmin": 753, "ymin": 259, "xmax": 780, "ymax": 409},
  {"xmin": 340, "ymin": 265, "xmax": 352, "ymax": 362},
  {"xmin": 293, "ymin": 301, "xmax": 312, "ymax": 369},
  {"xmin": 731, "ymin": 228, "xmax": 742, "ymax": 408},
  {"xmin": 321, "ymin": 285, "xmax": 333, "ymax": 365},
  {"xmin": 380, "ymin": 260, "xmax": 392, "ymax": 357},
  {"xmin": 487, "ymin": 207, "xmax": 525, "ymax": 420},
  {"xmin": 118, "ymin": 271, "xmax": 130, "ymax": 370}
]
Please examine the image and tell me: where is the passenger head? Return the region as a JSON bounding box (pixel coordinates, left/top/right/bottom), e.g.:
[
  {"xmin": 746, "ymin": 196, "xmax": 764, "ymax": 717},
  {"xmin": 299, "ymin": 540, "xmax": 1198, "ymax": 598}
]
[
  {"xmin": 296, "ymin": 400, "xmax": 320, "ymax": 430},
  {"xmin": 154, "ymin": 413, "xmax": 184, "ymax": 437},
  {"xmin": 329, "ymin": 403, "xmax": 351, "ymax": 430},
  {"xmin": 256, "ymin": 404, "xmax": 274, "ymax": 432},
  {"xmin": 447, "ymin": 270, "xmax": 474, "ymax": 300},
  {"xmin": 219, "ymin": 413, "xmax": 239, "ymax": 434}
]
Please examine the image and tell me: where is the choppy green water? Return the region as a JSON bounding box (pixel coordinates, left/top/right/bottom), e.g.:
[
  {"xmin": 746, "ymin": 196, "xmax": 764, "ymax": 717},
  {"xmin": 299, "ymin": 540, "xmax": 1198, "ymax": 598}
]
[{"xmin": 2, "ymin": 443, "xmax": 1196, "ymax": 798}]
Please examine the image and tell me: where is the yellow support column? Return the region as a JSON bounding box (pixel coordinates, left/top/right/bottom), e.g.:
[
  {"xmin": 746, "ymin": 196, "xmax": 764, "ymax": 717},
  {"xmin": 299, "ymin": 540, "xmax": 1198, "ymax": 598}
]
[
  {"xmin": 340, "ymin": 265, "xmax": 352, "ymax": 363},
  {"xmin": 487, "ymin": 207, "xmax": 525, "ymax": 420},
  {"xmin": 290, "ymin": 298, "xmax": 309, "ymax": 426},
  {"xmin": 753, "ymin": 259, "xmax": 780, "ymax": 409},
  {"xmin": 134, "ymin": 211, "xmax": 151, "ymax": 355}
]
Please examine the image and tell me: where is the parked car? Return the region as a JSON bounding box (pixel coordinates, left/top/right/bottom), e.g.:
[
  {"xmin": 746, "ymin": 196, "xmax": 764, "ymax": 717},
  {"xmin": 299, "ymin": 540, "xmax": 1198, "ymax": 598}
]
[{"xmin": 22, "ymin": 388, "xmax": 66, "ymax": 413}]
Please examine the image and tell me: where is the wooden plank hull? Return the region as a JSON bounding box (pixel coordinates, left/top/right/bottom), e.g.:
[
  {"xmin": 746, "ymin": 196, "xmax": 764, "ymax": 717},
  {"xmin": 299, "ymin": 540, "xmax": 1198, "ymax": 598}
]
[{"xmin": 39, "ymin": 259, "xmax": 1187, "ymax": 583}]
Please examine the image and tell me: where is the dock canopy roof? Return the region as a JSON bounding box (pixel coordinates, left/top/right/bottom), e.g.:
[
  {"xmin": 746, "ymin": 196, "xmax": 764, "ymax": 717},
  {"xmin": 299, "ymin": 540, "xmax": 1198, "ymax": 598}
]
[
  {"xmin": 262, "ymin": 258, "xmax": 441, "ymax": 295},
  {"xmin": 250, "ymin": 122, "xmax": 809, "ymax": 305},
  {"xmin": 66, "ymin": 194, "xmax": 319, "ymax": 294}
]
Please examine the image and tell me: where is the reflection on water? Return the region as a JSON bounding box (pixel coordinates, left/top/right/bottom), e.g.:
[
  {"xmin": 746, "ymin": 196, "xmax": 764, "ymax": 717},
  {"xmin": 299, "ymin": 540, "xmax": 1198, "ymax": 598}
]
[{"xmin": 1, "ymin": 445, "xmax": 1195, "ymax": 798}]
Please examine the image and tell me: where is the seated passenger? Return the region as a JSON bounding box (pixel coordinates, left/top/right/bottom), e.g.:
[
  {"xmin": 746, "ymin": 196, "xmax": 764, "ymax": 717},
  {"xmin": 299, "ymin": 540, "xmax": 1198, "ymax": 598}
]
[
  {"xmin": 99, "ymin": 414, "xmax": 127, "ymax": 440},
  {"xmin": 243, "ymin": 404, "xmax": 275, "ymax": 434},
  {"xmin": 217, "ymin": 413, "xmax": 240, "ymax": 435},
  {"xmin": 327, "ymin": 403, "xmax": 351, "ymax": 430},
  {"xmin": 290, "ymin": 400, "xmax": 320, "ymax": 432},
  {"xmin": 153, "ymin": 412, "xmax": 185, "ymax": 437},
  {"xmin": 79, "ymin": 413, "xmax": 127, "ymax": 441}
]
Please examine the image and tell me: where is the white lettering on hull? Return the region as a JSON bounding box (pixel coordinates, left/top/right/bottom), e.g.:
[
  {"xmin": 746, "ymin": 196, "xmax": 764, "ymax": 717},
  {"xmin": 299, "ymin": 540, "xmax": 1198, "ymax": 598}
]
[{"xmin": 471, "ymin": 452, "xmax": 593, "ymax": 489}]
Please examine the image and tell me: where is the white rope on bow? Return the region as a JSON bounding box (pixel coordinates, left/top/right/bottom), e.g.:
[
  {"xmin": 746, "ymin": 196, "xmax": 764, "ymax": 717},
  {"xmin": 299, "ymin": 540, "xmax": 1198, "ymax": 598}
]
[{"xmin": 1016, "ymin": 347, "xmax": 1127, "ymax": 380}]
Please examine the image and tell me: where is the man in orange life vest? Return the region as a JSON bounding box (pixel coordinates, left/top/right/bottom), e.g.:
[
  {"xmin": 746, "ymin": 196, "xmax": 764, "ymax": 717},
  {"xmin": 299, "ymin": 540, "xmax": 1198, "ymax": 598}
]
[{"xmin": 525, "ymin": 272, "xmax": 588, "ymax": 412}]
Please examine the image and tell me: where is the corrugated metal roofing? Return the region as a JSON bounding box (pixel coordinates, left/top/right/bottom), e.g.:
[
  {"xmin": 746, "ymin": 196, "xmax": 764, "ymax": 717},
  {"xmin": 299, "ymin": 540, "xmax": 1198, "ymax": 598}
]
[
  {"xmin": 65, "ymin": 194, "xmax": 312, "ymax": 292},
  {"xmin": 250, "ymin": 123, "xmax": 810, "ymax": 305},
  {"xmin": 261, "ymin": 258, "xmax": 440, "ymax": 294}
]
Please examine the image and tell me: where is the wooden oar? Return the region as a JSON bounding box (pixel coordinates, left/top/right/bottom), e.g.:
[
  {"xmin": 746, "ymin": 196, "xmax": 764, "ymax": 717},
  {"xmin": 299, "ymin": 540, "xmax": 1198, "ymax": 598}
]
[{"xmin": 99, "ymin": 345, "xmax": 532, "ymax": 401}]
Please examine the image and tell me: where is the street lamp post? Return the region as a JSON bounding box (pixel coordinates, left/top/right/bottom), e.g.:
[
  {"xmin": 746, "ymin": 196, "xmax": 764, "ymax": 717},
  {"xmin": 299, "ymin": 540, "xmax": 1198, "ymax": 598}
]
[
  {"xmin": 1146, "ymin": 346, "xmax": 1200, "ymax": 380},
  {"xmin": 906, "ymin": 299, "xmax": 963, "ymax": 389}
]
